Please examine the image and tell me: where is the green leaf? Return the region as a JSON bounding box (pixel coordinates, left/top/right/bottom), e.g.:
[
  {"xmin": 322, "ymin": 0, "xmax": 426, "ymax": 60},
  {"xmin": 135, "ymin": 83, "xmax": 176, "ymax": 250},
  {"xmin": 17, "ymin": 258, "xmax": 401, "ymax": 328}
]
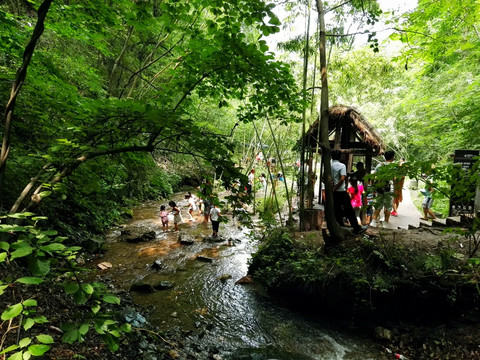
[
  {"xmin": 78, "ymin": 323, "xmax": 90, "ymax": 336},
  {"xmin": 91, "ymin": 303, "xmax": 100, "ymax": 314},
  {"xmin": 103, "ymin": 333, "xmax": 119, "ymax": 352},
  {"xmin": 33, "ymin": 315, "xmax": 48, "ymax": 324},
  {"xmin": 0, "ymin": 252, "xmax": 7, "ymax": 263},
  {"xmin": 0, "ymin": 241, "xmax": 10, "ymax": 250},
  {"xmin": 73, "ymin": 289, "xmax": 88, "ymax": 305},
  {"xmin": 0, "ymin": 344, "xmax": 19, "ymax": 354},
  {"xmin": 268, "ymin": 16, "xmax": 281, "ymax": 26},
  {"xmin": 64, "ymin": 281, "xmax": 79, "ymax": 294},
  {"xmin": 109, "ymin": 329, "xmax": 121, "ymax": 338},
  {"xmin": 67, "ymin": 246, "xmax": 82, "ymax": 252},
  {"xmin": 22, "ymin": 299, "xmax": 38, "ymax": 307},
  {"xmin": 19, "ymin": 338, "xmax": 31, "ymax": 348},
  {"xmin": 22, "ymin": 350, "xmax": 31, "ymax": 360},
  {"xmin": 16, "ymin": 277, "xmax": 43, "ymax": 285},
  {"xmin": 10, "ymin": 246, "xmax": 34, "ymax": 261},
  {"xmin": 28, "ymin": 259, "xmax": 50, "ymax": 276},
  {"xmin": 2, "ymin": 303, "xmax": 23, "ymax": 320},
  {"xmin": 62, "ymin": 330, "xmax": 78, "ymax": 344},
  {"xmin": 0, "ymin": 225, "xmax": 28, "ymax": 232},
  {"xmin": 31, "ymin": 216, "xmax": 48, "ymax": 221},
  {"xmin": 40, "ymin": 230, "xmax": 58, "ymax": 236},
  {"xmin": 81, "ymin": 283, "xmax": 94, "ymax": 295},
  {"xmin": 0, "ymin": 284, "xmax": 9, "ymax": 295},
  {"xmin": 7, "ymin": 212, "xmax": 34, "ymax": 219},
  {"xmin": 102, "ymin": 294, "xmax": 120, "ymax": 305},
  {"xmin": 6, "ymin": 350, "xmax": 23, "ymax": 360},
  {"xmin": 40, "ymin": 243, "xmax": 66, "ymax": 252},
  {"xmin": 38, "ymin": 191, "xmax": 52, "ymax": 199},
  {"xmin": 23, "ymin": 318, "xmax": 35, "ymax": 331},
  {"xmin": 36, "ymin": 334, "xmax": 54, "ymax": 344},
  {"xmin": 94, "ymin": 320, "xmax": 106, "ymax": 334},
  {"xmin": 27, "ymin": 344, "xmax": 50, "ymax": 356},
  {"xmin": 120, "ymin": 323, "xmax": 132, "ymax": 333}
]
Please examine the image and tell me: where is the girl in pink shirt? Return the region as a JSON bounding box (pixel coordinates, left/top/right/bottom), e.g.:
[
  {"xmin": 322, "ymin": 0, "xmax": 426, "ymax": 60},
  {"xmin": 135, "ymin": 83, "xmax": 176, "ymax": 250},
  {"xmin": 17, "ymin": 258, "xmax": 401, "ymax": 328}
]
[{"xmin": 348, "ymin": 177, "xmax": 364, "ymax": 224}]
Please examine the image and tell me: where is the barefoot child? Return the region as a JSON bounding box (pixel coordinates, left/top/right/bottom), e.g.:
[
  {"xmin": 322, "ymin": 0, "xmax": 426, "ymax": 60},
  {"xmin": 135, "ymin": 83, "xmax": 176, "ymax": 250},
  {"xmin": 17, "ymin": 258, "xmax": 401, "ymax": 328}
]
[
  {"xmin": 169, "ymin": 200, "xmax": 182, "ymax": 231},
  {"xmin": 159, "ymin": 205, "xmax": 169, "ymax": 232}
]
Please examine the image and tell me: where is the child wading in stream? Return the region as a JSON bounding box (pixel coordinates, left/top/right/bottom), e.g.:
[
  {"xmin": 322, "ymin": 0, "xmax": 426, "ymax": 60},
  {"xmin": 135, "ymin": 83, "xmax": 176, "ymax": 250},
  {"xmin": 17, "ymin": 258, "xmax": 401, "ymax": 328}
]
[
  {"xmin": 168, "ymin": 200, "xmax": 182, "ymax": 231},
  {"xmin": 159, "ymin": 205, "xmax": 169, "ymax": 232}
]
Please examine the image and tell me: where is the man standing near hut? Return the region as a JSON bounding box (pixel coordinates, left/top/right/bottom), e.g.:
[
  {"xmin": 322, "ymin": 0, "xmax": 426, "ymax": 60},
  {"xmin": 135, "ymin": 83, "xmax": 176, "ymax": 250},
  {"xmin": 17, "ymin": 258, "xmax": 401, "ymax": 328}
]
[{"xmin": 331, "ymin": 150, "xmax": 366, "ymax": 235}]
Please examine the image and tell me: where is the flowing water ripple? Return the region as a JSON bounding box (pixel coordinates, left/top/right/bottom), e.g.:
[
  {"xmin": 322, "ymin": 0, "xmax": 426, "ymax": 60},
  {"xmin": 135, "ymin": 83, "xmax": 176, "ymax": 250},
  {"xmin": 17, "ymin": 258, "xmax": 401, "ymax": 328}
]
[{"xmin": 96, "ymin": 195, "xmax": 381, "ymax": 359}]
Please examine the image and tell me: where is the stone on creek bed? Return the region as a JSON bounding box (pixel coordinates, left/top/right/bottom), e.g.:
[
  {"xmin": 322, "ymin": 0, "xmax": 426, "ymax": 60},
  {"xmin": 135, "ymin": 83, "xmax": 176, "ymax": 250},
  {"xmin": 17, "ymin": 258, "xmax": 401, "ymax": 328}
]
[
  {"xmin": 121, "ymin": 228, "xmax": 157, "ymax": 243},
  {"xmin": 178, "ymin": 234, "xmax": 195, "ymax": 245},
  {"xmin": 151, "ymin": 259, "xmax": 164, "ymax": 269},
  {"xmin": 130, "ymin": 280, "xmax": 174, "ymax": 292},
  {"xmin": 203, "ymin": 236, "xmax": 227, "ymax": 243},
  {"xmin": 130, "ymin": 282, "xmax": 155, "ymax": 293},
  {"xmin": 196, "ymin": 255, "xmax": 214, "ymax": 263},
  {"xmin": 153, "ymin": 281, "xmax": 174, "ymax": 290}
]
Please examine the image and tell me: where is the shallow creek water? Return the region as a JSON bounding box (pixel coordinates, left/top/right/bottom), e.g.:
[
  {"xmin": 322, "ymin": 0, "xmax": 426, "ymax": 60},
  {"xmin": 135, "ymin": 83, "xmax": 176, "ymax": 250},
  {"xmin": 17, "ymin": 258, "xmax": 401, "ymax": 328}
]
[{"xmin": 94, "ymin": 194, "xmax": 382, "ymax": 359}]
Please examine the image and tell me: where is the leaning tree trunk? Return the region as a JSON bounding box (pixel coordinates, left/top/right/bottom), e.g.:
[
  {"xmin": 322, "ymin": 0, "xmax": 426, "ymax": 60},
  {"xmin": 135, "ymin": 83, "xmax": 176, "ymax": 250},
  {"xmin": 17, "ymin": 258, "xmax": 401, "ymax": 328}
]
[
  {"xmin": 316, "ymin": 0, "xmax": 346, "ymax": 243},
  {"xmin": 0, "ymin": 0, "xmax": 54, "ymax": 209}
]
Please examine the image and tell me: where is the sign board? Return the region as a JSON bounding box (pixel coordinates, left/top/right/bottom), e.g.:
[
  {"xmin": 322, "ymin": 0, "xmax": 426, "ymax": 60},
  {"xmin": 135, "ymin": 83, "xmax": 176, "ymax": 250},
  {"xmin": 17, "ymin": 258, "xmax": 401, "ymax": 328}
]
[{"xmin": 450, "ymin": 149, "xmax": 480, "ymax": 217}]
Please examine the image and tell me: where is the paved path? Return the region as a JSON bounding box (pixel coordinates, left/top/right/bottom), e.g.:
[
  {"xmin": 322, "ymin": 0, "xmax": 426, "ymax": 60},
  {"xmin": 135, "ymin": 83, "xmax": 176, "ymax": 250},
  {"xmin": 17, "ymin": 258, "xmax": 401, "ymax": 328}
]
[
  {"xmin": 381, "ymin": 188, "xmax": 423, "ymax": 229},
  {"xmin": 309, "ymin": 185, "xmax": 424, "ymax": 230}
]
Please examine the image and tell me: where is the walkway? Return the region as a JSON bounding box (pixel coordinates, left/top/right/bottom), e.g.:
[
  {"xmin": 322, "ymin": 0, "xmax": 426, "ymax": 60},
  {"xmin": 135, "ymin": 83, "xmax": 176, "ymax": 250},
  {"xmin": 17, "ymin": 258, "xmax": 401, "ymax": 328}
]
[{"xmin": 386, "ymin": 187, "xmax": 423, "ymax": 229}]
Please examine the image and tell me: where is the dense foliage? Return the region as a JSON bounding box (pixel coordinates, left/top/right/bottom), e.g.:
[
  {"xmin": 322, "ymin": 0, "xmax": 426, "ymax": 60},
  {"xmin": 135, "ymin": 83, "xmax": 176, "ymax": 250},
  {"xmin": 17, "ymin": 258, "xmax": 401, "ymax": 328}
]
[
  {"xmin": 1, "ymin": 0, "xmax": 480, "ymax": 356},
  {"xmin": 0, "ymin": 0, "xmax": 302, "ymax": 357},
  {"xmin": 0, "ymin": 0, "xmax": 301, "ymax": 234},
  {"xmin": 249, "ymin": 226, "xmax": 480, "ymax": 323}
]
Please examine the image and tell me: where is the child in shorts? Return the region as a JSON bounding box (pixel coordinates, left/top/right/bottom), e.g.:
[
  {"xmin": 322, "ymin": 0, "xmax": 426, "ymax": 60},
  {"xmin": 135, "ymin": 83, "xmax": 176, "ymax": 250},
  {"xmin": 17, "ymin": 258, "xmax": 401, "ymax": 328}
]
[{"xmin": 421, "ymin": 187, "xmax": 437, "ymax": 220}]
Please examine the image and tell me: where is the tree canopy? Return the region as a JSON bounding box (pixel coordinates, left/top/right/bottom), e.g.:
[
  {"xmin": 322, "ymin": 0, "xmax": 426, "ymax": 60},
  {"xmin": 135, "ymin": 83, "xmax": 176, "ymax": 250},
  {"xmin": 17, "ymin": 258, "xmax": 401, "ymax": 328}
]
[{"xmin": 0, "ymin": 0, "xmax": 301, "ymax": 222}]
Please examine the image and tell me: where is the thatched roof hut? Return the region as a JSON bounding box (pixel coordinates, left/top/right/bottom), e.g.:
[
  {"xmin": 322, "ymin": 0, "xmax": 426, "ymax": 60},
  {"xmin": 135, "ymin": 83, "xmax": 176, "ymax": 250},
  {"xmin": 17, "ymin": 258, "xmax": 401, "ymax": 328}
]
[{"xmin": 304, "ymin": 104, "xmax": 385, "ymax": 173}]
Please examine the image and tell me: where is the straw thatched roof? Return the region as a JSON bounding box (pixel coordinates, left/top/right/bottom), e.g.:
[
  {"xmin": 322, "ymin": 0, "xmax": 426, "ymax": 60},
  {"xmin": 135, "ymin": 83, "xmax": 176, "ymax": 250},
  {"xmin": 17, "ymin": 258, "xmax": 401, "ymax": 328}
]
[{"xmin": 305, "ymin": 104, "xmax": 385, "ymax": 155}]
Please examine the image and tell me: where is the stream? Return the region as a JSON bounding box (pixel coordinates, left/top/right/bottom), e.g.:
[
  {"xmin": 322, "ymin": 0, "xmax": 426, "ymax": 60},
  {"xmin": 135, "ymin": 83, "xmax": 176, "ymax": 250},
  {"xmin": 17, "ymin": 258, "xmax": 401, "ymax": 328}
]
[{"xmin": 93, "ymin": 193, "xmax": 383, "ymax": 359}]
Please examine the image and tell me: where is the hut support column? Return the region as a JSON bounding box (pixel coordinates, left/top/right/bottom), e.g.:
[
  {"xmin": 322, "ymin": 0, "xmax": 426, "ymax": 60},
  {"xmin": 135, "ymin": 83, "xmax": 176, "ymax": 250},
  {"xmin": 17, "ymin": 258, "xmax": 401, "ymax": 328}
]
[{"xmin": 366, "ymin": 154, "xmax": 372, "ymax": 174}]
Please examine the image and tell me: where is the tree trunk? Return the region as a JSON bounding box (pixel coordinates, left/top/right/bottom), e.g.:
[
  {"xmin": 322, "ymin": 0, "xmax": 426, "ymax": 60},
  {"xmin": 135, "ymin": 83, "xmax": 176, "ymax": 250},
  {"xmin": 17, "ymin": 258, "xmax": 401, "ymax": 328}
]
[
  {"xmin": 0, "ymin": 0, "xmax": 53, "ymax": 209},
  {"xmin": 316, "ymin": 0, "xmax": 346, "ymax": 243}
]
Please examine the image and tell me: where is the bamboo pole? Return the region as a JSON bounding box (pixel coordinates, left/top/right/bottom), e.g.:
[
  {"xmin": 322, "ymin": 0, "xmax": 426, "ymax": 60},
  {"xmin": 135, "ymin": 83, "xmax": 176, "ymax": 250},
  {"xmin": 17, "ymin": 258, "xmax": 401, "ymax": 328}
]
[{"xmin": 299, "ymin": 0, "xmax": 312, "ymax": 230}]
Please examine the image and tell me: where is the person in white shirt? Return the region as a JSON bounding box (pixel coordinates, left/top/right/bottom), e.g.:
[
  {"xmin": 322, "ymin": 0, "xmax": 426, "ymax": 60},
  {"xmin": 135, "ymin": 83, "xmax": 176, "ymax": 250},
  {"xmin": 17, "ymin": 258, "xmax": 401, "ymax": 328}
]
[
  {"xmin": 209, "ymin": 204, "xmax": 222, "ymax": 237},
  {"xmin": 247, "ymin": 169, "xmax": 255, "ymax": 195},
  {"xmin": 259, "ymin": 173, "xmax": 267, "ymax": 192},
  {"xmin": 186, "ymin": 191, "xmax": 198, "ymax": 221}
]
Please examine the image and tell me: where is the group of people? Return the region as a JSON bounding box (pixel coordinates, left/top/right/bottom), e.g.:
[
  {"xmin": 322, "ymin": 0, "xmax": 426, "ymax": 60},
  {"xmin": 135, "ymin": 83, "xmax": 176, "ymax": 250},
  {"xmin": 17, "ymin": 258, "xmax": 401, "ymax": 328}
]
[
  {"xmin": 159, "ymin": 191, "xmax": 222, "ymax": 237},
  {"xmin": 331, "ymin": 149, "xmax": 410, "ymax": 231},
  {"xmin": 246, "ymin": 168, "xmax": 284, "ymax": 195}
]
